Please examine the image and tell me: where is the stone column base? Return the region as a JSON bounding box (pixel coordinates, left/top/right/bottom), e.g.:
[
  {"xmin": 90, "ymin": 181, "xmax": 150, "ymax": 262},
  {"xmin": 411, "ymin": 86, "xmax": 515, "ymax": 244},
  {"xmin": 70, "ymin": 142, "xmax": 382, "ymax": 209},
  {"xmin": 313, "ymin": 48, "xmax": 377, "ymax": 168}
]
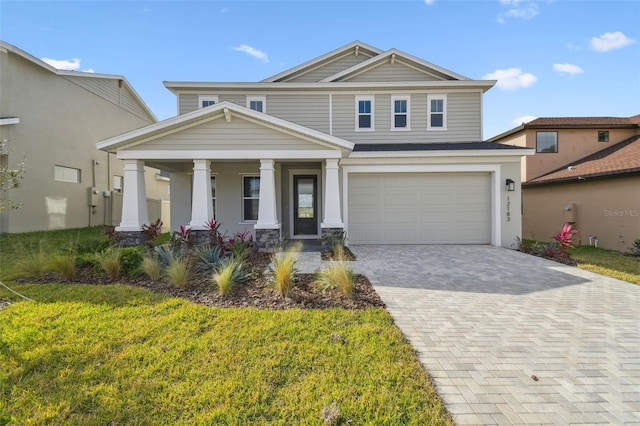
[
  {"xmin": 255, "ymin": 228, "xmax": 281, "ymax": 253},
  {"xmin": 116, "ymin": 231, "xmax": 146, "ymax": 248},
  {"xmin": 321, "ymin": 228, "xmax": 345, "ymax": 252},
  {"xmin": 190, "ymin": 229, "xmax": 210, "ymax": 247}
]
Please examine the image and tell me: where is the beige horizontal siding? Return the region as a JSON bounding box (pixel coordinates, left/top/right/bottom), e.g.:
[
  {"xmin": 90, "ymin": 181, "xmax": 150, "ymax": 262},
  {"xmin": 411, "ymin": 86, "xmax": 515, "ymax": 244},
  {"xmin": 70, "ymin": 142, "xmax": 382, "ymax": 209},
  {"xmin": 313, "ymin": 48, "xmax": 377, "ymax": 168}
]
[
  {"xmin": 266, "ymin": 94, "xmax": 330, "ymax": 133},
  {"xmin": 179, "ymin": 93, "xmax": 246, "ymax": 115},
  {"xmin": 284, "ymin": 52, "xmax": 373, "ymax": 82},
  {"xmin": 137, "ymin": 117, "xmax": 327, "ymax": 151},
  {"xmin": 66, "ymin": 76, "xmax": 149, "ymax": 120},
  {"xmin": 332, "ymin": 92, "xmax": 481, "ymax": 143},
  {"xmin": 342, "ymin": 62, "xmax": 440, "ymax": 82}
]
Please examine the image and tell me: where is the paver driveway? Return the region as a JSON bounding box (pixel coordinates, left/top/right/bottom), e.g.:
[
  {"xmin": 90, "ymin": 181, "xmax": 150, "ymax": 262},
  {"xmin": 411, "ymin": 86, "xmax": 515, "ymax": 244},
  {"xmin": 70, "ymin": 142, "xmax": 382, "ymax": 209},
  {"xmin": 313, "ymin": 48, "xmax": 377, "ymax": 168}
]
[{"xmin": 349, "ymin": 245, "xmax": 640, "ymax": 425}]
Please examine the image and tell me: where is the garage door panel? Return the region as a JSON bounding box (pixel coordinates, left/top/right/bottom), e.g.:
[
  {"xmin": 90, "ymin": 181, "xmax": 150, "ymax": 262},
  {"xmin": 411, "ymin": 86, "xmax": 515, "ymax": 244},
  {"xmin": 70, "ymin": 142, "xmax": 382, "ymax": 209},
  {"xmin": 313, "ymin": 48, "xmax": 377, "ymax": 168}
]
[{"xmin": 348, "ymin": 173, "xmax": 491, "ymax": 244}]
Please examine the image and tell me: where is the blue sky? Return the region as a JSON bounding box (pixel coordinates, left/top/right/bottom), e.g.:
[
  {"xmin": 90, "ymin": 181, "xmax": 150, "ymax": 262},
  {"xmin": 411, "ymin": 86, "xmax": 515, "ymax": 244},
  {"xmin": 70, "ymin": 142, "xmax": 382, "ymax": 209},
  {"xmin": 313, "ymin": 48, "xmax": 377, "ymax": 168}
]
[{"xmin": 1, "ymin": 0, "xmax": 639, "ymax": 138}]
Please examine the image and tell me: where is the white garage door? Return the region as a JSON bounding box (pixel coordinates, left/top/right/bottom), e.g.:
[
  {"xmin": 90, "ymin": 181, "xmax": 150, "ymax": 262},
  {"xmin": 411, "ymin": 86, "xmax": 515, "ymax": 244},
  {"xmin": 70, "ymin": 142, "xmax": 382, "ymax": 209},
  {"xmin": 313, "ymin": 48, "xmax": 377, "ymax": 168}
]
[{"xmin": 348, "ymin": 173, "xmax": 491, "ymax": 244}]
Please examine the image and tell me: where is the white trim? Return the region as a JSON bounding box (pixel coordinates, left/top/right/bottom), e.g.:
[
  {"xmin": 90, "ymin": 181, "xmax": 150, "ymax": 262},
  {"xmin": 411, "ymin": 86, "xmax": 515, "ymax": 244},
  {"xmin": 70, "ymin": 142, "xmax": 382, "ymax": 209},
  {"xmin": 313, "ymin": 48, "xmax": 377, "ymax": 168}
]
[
  {"xmin": 0, "ymin": 117, "xmax": 20, "ymax": 126},
  {"xmin": 329, "ymin": 93, "xmax": 333, "ymax": 136},
  {"xmin": 117, "ymin": 149, "xmax": 343, "ymax": 160},
  {"xmin": 355, "ymin": 95, "xmax": 375, "ymax": 132},
  {"xmin": 347, "ymin": 148, "xmax": 535, "ymax": 159},
  {"xmin": 54, "ymin": 165, "xmax": 81, "ymax": 183},
  {"xmin": 341, "ymin": 164, "xmax": 502, "ymax": 247},
  {"xmin": 288, "ymin": 169, "xmax": 322, "ymax": 239},
  {"xmin": 390, "ymin": 95, "xmax": 411, "ymax": 131},
  {"xmin": 198, "ymin": 95, "xmax": 219, "ymax": 108},
  {"xmin": 246, "ymin": 96, "xmax": 266, "ymax": 113},
  {"xmin": 427, "ymin": 94, "xmax": 447, "ymax": 131}
]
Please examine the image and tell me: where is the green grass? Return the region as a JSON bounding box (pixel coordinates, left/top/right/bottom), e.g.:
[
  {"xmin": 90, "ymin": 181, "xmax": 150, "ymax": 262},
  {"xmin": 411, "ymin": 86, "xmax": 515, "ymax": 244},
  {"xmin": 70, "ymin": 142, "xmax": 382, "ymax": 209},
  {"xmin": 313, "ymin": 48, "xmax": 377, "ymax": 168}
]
[
  {"xmin": 0, "ymin": 284, "xmax": 451, "ymax": 424},
  {"xmin": 0, "ymin": 226, "xmax": 109, "ymax": 280},
  {"xmin": 572, "ymin": 245, "xmax": 640, "ymax": 285}
]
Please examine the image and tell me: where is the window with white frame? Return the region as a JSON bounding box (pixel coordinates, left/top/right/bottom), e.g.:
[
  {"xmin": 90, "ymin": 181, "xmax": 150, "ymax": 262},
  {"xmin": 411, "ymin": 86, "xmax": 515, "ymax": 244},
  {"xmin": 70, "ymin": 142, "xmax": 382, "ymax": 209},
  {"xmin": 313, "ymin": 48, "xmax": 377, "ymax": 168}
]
[
  {"xmin": 211, "ymin": 176, "xmax": 217, "ymax": 219},
  {"xmin": 198, "ymin": 95, "xmax": 219, "ymax": 108},
  {"xmin": 242, "ymin": 176, "xmax": 260, "ymax": 222},
  {"xmin": 355, "ymin": 96, "xmax": 374, "ymax": 131},
  {"xmin": 113, "ymin": 175, "xmax": 123, "ymax": 192},
  {"xmin": 55, "ymin": 165, "xmax": 81, "ymax": 183},
  {"xmin": 391, "ymin": 95, "xmax": 410, "ymax": 130},
  {"xmin": 427, "ymin": 94, "xmax": 447, "ymax": 130},
  {"xmin": 247, "ymin": 96, "xmax": 266, "ymax": 113}
]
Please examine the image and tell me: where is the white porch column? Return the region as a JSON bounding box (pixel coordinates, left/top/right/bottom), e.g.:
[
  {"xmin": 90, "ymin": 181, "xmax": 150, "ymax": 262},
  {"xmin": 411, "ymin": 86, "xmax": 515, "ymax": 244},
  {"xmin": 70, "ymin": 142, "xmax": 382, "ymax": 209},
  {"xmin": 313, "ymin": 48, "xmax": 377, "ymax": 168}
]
[
  {"xmin": 170, "ymin": 172, "xmax": 192, "ymax": 232},
  {"xmin": 189, "ymin": 159, "xmax": 213, "ymax": 230},
  {"xmin": 321, "ymin": 158, "xmax": 344, "ymax": 228},
  {"xmin": 116, "ymin": 159, "xmax": 149, "ymax": 231},
  {"xmin": 256, "ymin": 159, "xmax": 280, "ymax": 229}
]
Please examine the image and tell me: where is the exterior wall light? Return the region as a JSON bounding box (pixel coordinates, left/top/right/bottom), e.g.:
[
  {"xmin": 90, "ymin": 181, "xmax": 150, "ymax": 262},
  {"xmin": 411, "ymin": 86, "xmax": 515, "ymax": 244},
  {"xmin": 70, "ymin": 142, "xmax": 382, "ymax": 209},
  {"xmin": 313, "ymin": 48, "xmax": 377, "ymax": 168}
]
[{"xmin": 505, "ymin": 178, "xmax": 516, "ymax": 192}]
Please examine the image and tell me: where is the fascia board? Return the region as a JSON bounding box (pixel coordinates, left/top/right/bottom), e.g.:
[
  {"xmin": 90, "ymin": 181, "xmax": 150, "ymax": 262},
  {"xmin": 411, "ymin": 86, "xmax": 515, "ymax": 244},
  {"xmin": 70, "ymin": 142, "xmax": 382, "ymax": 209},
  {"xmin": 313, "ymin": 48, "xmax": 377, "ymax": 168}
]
[{"xmin": 348, "ymin": 148, "xmax": 535, "ymax": 159}]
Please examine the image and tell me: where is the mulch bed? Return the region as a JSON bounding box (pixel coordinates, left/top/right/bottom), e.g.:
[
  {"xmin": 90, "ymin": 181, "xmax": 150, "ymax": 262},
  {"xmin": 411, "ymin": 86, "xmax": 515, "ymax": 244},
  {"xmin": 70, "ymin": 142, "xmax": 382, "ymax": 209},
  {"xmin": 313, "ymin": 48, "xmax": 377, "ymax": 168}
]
[{"xmin": 13, "ymin": 252, "xmax": 385, "ymax": 310}]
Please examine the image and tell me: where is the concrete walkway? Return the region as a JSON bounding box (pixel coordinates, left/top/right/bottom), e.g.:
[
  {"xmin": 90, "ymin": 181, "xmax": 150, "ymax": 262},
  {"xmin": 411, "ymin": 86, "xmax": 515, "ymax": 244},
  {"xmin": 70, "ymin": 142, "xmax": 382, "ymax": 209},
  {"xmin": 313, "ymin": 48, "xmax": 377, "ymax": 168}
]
[{"xmin": 346, "ymin": 245, "xmax": 640, "ymax": 425}]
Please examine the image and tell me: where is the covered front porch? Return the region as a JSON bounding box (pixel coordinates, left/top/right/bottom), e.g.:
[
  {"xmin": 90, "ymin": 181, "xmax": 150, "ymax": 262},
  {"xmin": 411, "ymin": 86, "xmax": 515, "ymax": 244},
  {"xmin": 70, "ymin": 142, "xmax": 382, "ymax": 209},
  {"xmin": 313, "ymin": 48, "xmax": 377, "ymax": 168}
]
[{"xmin": 96, "ymin": 101, "xmax": 354, "ymax": 251}]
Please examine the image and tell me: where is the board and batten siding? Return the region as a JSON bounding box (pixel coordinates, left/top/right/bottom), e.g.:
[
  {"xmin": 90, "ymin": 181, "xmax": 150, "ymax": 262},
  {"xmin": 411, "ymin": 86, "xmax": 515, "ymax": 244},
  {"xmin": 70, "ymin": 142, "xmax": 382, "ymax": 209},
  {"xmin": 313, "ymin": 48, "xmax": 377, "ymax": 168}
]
[
  {"xmin": 135, "ymin": 118, "xmax": 328, "ymax": 151},
  {"xmin": 281, "ymin": 52, "xmax": 374, "ymax": 83},
  {"xmin": 178, "ymin": 94, "xmax": 246, "ymax": 115},
  {"xmin": 332, "ymin": 91, "xmax": 481, "ymax": 143},
  {"xmin": 340, "ymin": 62, "xmax": 440, "ymax": 82},
  {"xmin": 65, "ymin": 76, "xmax": 150, "ymax": 120}
]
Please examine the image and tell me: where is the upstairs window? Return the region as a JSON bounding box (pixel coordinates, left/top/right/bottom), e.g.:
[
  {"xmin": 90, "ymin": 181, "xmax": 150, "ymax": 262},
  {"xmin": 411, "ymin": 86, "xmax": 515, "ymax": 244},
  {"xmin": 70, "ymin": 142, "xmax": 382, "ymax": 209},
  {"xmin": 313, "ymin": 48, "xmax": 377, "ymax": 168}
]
[
  {"xmin": 198, "ymin": 95, "xmax": 219, "ymax": 108},
  {"xmin": 427, "ymin": 94, "xmax": 447, "ymax": 130},
  {"xmin": 55, "ymin": 165, "xmax": 81, "ymax": 183},
  {"xmin": 247, "ymin": 96, "xmax": 266, "ymax": 113},
  {"xmin": 391, "ymin": 96, "xmax": 410, "ymax": 130},
  {"xmin": 536, "ymin": 131, "xmax": 558, "ymax": 153},
  {"xmin": 598, "ymin": 131, "xmax": 609, "ymax": 142},
  {"xmin": 355, "ymin": 96, "xmax": 374, "ymax": 131}
]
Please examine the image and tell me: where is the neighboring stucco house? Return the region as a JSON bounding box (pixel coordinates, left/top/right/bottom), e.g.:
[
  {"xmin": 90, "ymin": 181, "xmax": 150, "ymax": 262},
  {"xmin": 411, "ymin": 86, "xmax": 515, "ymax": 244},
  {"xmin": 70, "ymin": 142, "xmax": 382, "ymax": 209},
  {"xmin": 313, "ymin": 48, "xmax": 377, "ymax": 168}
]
[
  {"xmin": 489, "ymin": 116, "xmax": 640, "ymax": 252},
  {"xmin": 98, "ymin": 41, "xmax": 532, "ymax": 251},
  {"xmin": 0, "ymin": 41, "xmax": 170, "ymax": 233}
]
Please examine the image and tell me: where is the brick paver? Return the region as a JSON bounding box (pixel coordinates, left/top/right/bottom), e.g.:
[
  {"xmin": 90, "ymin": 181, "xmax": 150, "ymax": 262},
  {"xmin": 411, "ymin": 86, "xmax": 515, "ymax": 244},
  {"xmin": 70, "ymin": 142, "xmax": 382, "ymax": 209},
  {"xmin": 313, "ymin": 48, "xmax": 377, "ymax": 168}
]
[{"xmin": 346, "ymin": 245, "xmax": 640, "ymax": 425}]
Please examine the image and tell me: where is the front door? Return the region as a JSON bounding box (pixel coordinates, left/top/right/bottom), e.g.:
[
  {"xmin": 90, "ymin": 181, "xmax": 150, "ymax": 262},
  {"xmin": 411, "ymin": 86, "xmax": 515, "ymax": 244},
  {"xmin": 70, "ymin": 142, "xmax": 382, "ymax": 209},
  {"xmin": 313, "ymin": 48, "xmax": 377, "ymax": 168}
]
[{"xmin": 293, "ymin": 175, "xmax": 318, "ymax": 236}]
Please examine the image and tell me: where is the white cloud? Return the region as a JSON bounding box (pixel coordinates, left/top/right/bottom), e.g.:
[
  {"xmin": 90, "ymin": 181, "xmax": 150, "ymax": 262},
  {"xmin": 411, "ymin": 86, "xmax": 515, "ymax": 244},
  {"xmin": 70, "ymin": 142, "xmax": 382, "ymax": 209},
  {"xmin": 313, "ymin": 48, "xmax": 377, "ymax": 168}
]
[
  {"xmin": 483, "ymin": 68, "xmax": 537, "ymax": 90},
  {"xmin": 220, "ymin": 7, "xmax": 229, "ymax": 13},
  {"xmin": 553, "ymin": 63, "xmax": 584, "ymax": 76},
  {"xmin": 424, "ymin": 0, "xmax": 435, "ymax": 5},
  {"xmin": 512, "ymin": 115, "xmax": 537, "ymax": 126},
  {"xmin": 590, "ymin": 31, "xmax": 635, "ymax": 52},
  {"xmin": 42, "ymin": 57, "xmax": 81, "ymax": 70},
  {"xmin": 232, "ymin": 44, "xmax": 269, "ymax": 63},
  {"xmin": 497, "ymin": 0, "xmax": 538, "ymax": 23}
]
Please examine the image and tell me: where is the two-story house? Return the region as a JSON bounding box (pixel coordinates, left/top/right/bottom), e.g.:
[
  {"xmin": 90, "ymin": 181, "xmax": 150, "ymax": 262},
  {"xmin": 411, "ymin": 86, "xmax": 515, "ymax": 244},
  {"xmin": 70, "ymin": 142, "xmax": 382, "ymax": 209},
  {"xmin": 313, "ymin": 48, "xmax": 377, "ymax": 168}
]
[
  {"xmin": 490, "ymin": 116, "xmax": 640, "ymax": 252},
  {"xmin": 0, "ymin": 41, "xmax": 170, "ymax": 233},
  {"xmin": 97, "ymin": 41, "xmax": 532, "ymax": 251}
]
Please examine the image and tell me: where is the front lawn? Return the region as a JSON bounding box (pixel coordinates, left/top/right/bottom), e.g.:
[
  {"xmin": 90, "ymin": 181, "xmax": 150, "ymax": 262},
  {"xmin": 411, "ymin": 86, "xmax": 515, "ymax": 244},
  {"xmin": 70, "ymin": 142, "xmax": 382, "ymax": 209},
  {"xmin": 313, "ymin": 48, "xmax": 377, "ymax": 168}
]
[
  {"xmin": 0, "ymin": 284, "xmax": 451, "ymax": 424},
  {"xmin": 572, "ymin": 245, "xmax": 640, "ymax": 285}
]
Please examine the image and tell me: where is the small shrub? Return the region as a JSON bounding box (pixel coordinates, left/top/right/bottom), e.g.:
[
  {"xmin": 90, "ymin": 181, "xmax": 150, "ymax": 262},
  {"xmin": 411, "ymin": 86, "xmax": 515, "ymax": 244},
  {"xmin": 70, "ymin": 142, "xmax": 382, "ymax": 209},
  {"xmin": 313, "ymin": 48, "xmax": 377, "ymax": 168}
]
[
  {"xmin": 141, "ymin": 219, "xmax": 163, "ymax": 247},
  {"xmin": 212, "ymin": 258, "xmax": 250, "ymax": 296},
  {"xmin": 95, "ymin": 247, "xmax": 122, "ymax": 280},
  {"xmin": 154, "ymin": 245, "xmax": 183, "ymax": 267},
  {"xmin": 196, "ymin": 245, "xmax": 224, "ymax": 272},
  {"xmin": 327, "ymin": 231, "xmax": 347, "ymax": 254},
  {"xmin": 205, "ymin": 218, "xmax": 226, "ymax": 248},
  {"xmin": 226, "ymin": 230, "xmax": 254, "ymax": 261},
  {"xmin": 119, "ymin": 247, "xmax": 143, "ymax": 277},
  {"xmin": 48, "ymin": 253, "xmax": 77, "ymax": 280},
  {"xmin": 141, "ymin": 255, "xmax": 162, "ymax": 281},
  {"xmin": 171, "ymin": 225, "xmax": 195, "ymax": 251},
  {"xmin": 630, "ymin": 239, "xmax": 640, "ymax": 257},
  {"xmin": 552, "ymin": 223, "xmax": 579, "ymax": 260},
  {"xmin": 271, "ymin": 243, "xmax": 300, "ymax": 299},
  {"xmin": 14, "ymin": 240, "xmax": 50, "ymax": 278},
  {"xmin": 315, "ymin": 262, "xmax": 355, "ymax": 298},
  {"xmin": 65, "ymin": 239, "xmax": 110, "ymax": 256},
  {"xmin": 165, "ymin": 257, "xmax": 189, "ymax": 289}
]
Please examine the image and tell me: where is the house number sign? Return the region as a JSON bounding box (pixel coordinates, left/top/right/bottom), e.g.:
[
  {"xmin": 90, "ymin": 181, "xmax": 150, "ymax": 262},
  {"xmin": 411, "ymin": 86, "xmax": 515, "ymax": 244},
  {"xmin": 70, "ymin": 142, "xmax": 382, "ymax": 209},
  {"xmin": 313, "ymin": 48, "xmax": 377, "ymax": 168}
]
[{"xmin": 506, "ymin": 195, "xmax": 511, "ymax": 222}]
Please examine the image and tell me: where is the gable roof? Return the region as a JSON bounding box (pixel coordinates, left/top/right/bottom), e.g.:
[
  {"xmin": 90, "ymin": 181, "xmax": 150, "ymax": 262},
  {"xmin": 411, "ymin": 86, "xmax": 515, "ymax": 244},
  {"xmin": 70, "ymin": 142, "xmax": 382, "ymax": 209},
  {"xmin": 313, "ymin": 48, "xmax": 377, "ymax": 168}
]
[
  {"xmin": 320, "ymin": 48, "xmax": 469, "ymax": 82},
  {"xmin": 525, "ymin": 135, "xmax": 640, "ymax": 186},
  {"xmin": 0, "ymin": 40, "xmax": 157, "ymax": 122},
  {"xmin": 97, "ymin": 101, "xmax": 355, "ymax": 152},
  {"xmin": 261, "ymin": 41, "xmax": 382, "ymax": 83},
  {"xmin": 489, "ymin": 114, "xmax": 640, "ymax": 141}
]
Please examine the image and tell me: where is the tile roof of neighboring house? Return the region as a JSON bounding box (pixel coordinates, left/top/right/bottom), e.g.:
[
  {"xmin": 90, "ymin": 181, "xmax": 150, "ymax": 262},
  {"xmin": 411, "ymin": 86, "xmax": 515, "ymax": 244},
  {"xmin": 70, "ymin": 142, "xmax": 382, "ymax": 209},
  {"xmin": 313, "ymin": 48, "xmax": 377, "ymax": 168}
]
[
  {"xmin": 353, "ymin": 142, "xmax": 526, "ymax": 151},
  {"xmin": 488, "ymin": 114, "xmax": 640, "ymax": 142},
  {"xmin": 525, "ymin": 135, "xmax": 640, "ymax": 186}
]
